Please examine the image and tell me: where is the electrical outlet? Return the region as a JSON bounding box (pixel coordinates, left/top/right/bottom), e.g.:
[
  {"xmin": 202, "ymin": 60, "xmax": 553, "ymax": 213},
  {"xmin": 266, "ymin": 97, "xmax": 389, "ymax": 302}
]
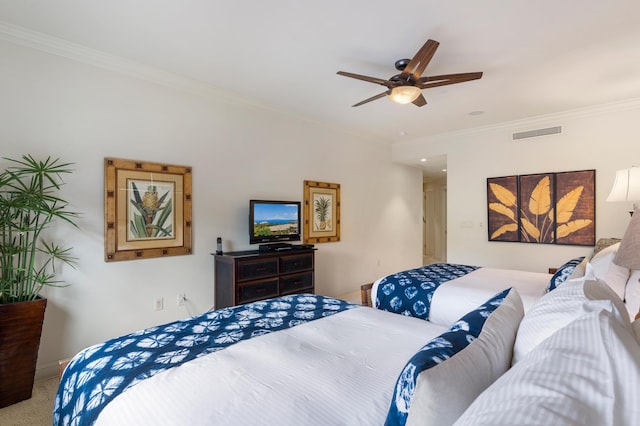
[
  {"xmin": 177, "ymin": 293, "xmax": 186, "ymax": 307},
  {"xmin": 154, "ymin": 297, "xmax": 164, "ymax": 311}
]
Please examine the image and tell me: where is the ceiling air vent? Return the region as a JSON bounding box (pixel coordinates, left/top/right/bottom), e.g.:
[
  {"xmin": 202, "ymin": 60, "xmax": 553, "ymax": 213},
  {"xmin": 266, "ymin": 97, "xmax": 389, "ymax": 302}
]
[{"xmin": 512, "ymin": 126, "xmax": 562, "ymax": 140}]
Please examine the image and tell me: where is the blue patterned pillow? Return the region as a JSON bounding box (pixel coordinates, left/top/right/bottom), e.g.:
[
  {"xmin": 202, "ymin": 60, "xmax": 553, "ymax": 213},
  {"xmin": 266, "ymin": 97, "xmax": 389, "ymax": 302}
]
[
  {"xmin": 385, "ymin": 288, "xmax": 523, "ymax": 426},
  {"xmin": 547, "ymin": 257, "xmax": 585, "ymax": 292}
]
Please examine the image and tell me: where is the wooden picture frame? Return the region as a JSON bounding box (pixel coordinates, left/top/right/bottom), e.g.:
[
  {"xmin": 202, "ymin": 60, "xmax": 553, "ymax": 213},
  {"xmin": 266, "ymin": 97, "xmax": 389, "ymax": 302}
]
[
  {"xmin": 104, "ymin": 158, "xmax": 192, "ymax": 262},
  {"xmin": 303, "ymin": 180, "xmax": 340, "ymax": 243},
  {"xmin": 487, "ymin": 175, "xmax": 520, "ymax": 242},
  {"xmin": 554, "ymin": 169, "xmax": 595, "ymax": 246},
  {"xmin": 519, "ymin": 172, "xmax": 556, "ymax": 244},
  {"xmin": 487, "ymin": 169, "xmax": 595, "ymax": 246}
]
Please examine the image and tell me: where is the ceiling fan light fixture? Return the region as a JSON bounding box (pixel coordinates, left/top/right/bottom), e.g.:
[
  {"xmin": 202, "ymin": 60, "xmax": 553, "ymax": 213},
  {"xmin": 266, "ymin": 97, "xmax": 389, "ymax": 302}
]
[
  {"xmin": 338, "ymin": 39, "xmax": 482, "ymax": 107},
  {"xmin": 388, "ymin": 86, "xmax": 421, "ymax": 104}
]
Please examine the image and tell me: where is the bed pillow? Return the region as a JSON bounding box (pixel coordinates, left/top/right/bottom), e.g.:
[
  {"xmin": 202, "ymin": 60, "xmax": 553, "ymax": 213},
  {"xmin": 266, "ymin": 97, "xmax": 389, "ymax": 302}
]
[
  {"xmin": 568, "ymin": 254, "xmax": 589, "ymax": 280},
  {"xmin": 454, "ymin": 310, "xmax": 640, "ymax": 425},
  {"xmin": 588, "ymin": 242, "xmax": 629, "ymax": 300},
  {"xmin": 625, "ymin": 270, "xmax": 640, "ymax": 320},
  {"xmin": 385, "ymin": 287, "xmax": 524, "ymax": 426},
  {"xmin": 593, "ymin": 237, "xmax": 622, "ymax": 256},
  {"xmin": 547, "ymin": 256, "xmax": 585, "ymax": 292},
  {"xmin": 633, "ymin": 317, "xmax": 640, "ymax": 344},
  {"xmin": 613, "ymin": 211, "xmax": 640, "ymax": 269},
  {"xmin": 512, "ymin": 274, "xmax": 630, "ymax": 364}
]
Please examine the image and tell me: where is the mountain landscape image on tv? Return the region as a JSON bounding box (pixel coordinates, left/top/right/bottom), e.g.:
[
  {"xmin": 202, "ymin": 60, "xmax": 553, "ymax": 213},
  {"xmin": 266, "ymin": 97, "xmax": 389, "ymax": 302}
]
[{"xmin": 250, "ymin": 200, "xmax": 300, "ymax": 243}]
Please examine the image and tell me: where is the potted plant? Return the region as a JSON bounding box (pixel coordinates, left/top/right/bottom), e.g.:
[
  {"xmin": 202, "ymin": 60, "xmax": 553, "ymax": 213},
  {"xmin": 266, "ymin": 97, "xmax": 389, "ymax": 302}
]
[{"xmin": 0, "ymin": 154, "xmax": 79, "ymax": 408}]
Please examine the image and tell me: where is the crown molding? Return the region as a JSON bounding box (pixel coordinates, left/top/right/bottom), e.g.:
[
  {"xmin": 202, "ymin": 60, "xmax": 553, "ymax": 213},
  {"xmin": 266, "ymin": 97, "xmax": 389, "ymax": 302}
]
[
  {"xmin": 0, "ymin": 20, "xmax": 386, "ymax": 144},
  {"xmin": 0, "ymin": 20, "xmax": 262, "ymax": 103},
  {"xmin": 8, "ymin": 20, "xmax": 630, "ymax": 147}
]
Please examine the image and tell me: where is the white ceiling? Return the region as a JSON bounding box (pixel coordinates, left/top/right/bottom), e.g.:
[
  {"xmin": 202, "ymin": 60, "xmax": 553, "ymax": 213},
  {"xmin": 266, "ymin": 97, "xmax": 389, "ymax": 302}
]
[{"xmin": 1, "ymin": 1, "xmax": 640, "ymax": 171}]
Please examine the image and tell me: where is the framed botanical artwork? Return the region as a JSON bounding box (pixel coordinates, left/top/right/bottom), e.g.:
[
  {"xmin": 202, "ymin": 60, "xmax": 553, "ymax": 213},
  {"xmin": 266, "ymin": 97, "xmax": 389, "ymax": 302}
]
[
  {"xmin": 554, "ymin": 169, "xmax": 595, "ymax": 246},
  {"xmin": 487, "ymin": 175, "xmax": 519, "ymax": 242},
  {"xmin": 303, "ymin": 180, "xmax": 340, "ymax": 243},
  {"xmin": 519, "ymin": 173, "xmax": 556, "ymax": 244},
  {"xmin": 104, "ymin": 158, "xmax": 192, "ymax": 262},
  {"xmin": 487, "ymin": 169, "xmax": 595, "ymax": 246}
]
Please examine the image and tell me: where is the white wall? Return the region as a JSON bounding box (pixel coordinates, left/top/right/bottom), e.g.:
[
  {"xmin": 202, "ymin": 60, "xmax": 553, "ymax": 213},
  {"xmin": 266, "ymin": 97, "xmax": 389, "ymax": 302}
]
[
  {"xmin": 0, "ymin": 39, "xmax": 424, "ymax": 379},
  {"xmin": 394, "ymin": 100, "xmax": 640, "ymax": 272}
]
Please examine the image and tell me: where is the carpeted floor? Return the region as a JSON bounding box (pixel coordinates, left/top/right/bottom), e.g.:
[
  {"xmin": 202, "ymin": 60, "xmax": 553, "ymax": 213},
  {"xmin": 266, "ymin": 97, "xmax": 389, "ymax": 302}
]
[{"xmin": 0, "ymin": 377, "xmax": 58, "ymax": 426}]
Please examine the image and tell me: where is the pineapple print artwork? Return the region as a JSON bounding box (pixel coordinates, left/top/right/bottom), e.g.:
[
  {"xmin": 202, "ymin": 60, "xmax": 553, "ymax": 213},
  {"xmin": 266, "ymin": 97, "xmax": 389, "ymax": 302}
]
[
  {"xmin": 128, "ymin": 180, "xmax": 174, "ymax": 240},
  {"xmin": 304, "ymin": 180, "xmax": 340, "ymax": 244},
  {"xmin": 313, "ymin": 195, "xmax": 332, "ymax": 231},
  {"xmin": 487, "ymin": 170, "xmax": 595, "ymax": 246}
]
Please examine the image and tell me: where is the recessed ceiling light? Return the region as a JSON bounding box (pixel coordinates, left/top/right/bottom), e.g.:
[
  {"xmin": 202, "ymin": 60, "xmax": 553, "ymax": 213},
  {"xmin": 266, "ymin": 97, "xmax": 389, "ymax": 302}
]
[
  {"xmin": 420, "ymin": 158, "xmax": 427, "ymax": 162},
  {"xmin": 399, "ymin": 131, "xmax": 408, "ymax": 136},
  {"xmin": 442, "ymin": 168, "xmax": 447, "ymax": 172},
  {"xmin": 469, "ymin": 110, "xmax": 484, "ymax": 116}
]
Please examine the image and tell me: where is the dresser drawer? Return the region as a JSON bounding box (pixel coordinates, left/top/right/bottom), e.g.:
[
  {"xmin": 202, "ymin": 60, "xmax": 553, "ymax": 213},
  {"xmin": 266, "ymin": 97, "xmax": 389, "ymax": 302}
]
[
  {"xmin": 237, "ymin": 258, "xmax": 278, "ymax": 282},
  {"xmin": 280, "ymin": 253, "xmax": 313, "ymax": 274},
  {"xmin": 238, "ymin": 279, "xmax": 279, "ymax": 303},
  {"xmin": 214, "ymin": 249, "xmax": 315, "ymax": 309},
  {"xmin": 280, "ymin": 272, "xmax": 313, "ymax": 294}
]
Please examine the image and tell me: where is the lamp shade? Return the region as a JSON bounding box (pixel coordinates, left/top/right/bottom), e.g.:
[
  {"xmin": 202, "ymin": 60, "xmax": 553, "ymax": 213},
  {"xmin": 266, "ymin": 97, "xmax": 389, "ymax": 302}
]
[
  {"xmin": 606, "ymin": 167, "xmax": 640, "ymax": 202},
  {"xmin": 388, "ymin": 86, "xmax": 421, "ymax": 104}
]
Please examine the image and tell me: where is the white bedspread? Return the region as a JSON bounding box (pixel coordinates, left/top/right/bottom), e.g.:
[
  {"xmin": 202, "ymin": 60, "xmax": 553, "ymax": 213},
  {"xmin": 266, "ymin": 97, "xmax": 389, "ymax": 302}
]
[
  {"xmin": 95, "ymin": 306, "xmax": 448, "ymax": 426},
  {"xmin": 371, "ymin": 266, "xmax": 550, "ymax": 327},
  {"xmin": 428, "ymin": 267, "xmax": 549, "ymax": 326}
]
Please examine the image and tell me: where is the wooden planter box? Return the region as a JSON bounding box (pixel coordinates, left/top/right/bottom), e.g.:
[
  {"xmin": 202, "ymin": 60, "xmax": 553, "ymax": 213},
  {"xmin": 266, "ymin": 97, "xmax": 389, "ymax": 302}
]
[{"xmin": 0, "ymin": 297, "xmax": 47, "ymax": 408}]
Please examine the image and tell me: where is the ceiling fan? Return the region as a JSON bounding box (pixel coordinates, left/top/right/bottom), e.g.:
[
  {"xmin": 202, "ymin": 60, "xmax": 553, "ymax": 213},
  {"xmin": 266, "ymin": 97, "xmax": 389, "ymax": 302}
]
[{"xmin": 337, "ymin": 39, "xmax": 482, "ymax": 107}]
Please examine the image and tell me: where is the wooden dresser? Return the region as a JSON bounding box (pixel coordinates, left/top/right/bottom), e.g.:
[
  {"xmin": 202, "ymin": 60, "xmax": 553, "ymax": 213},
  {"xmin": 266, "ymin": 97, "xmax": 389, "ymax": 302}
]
[{"xmin": 213, "ymin": 248, "xmax": 315, "ymax": 309}]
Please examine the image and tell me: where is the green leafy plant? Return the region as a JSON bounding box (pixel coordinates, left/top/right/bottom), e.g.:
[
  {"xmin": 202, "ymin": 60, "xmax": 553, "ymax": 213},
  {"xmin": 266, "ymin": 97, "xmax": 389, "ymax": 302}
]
[{"xmin": 0, "ymin": 155, "xmax": 79, "ymax": 303}]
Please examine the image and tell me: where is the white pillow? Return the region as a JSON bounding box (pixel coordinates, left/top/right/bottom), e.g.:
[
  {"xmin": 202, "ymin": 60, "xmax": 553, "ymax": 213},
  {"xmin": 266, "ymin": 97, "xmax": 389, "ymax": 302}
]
[
  {"xmin": 633, "ymin": 317, "xmax": 640, "ymax": 344},
  {"xmin": 626, "ymin": 270, "xmax": 640, "ymax": 320},
  {"xmin": 399, "ymin": 288, "xmax": 524, "ymax": 426},
  {"xmin": 512, "ymin": 275, "xmax": 630, "ymax": 364},
  {"xmin": 455, "ymin": 310, "xmax": 640, "ymax": 426},
  {"xmin": 613, "ymin": 211, "xmax": 640, "ymax": 270},
  {"xmin": 567, "ymin": 254, "xmax": 590, "ymax": 280},
  {"xmin": 588, "ymin": 242, "xmax": 629, "ymax": 299}
]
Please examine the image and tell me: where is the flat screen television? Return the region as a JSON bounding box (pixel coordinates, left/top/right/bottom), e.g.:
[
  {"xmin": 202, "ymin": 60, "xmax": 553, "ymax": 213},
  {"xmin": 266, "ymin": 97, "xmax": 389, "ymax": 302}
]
[{"xmin": 249, "ymin": 200, "xmax": 301, "ymax": 245}]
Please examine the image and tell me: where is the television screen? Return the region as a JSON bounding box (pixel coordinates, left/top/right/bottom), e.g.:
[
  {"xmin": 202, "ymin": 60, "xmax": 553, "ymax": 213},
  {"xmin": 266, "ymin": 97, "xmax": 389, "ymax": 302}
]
[{"xmin": 249, "ymin": 200, "xmax": 301, "ymax": 244}]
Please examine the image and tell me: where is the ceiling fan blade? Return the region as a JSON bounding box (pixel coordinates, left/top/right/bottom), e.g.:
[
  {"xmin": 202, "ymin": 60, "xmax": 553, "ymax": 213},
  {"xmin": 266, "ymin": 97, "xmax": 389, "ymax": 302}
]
[
  {"xmin": 412, "ymin": 93, "xmax": 427, "ymax": 107},
  {"xmin": 352, "ymin": 91, "xmax": 390, "ymax": 107},
  {"xmin": 400, "ymin": 39, "xmax": 440, "ymax": 80},
  {"xmin": 420, "ymin": 72, "xmax": 483, "ymax": 83},
  {"xmin": 418, "ymin": 72, "xmax": 483, "ymax": 90},
  {"xmin": 337, "ymin": 71, "xmax": 392, "ymax": 87}
]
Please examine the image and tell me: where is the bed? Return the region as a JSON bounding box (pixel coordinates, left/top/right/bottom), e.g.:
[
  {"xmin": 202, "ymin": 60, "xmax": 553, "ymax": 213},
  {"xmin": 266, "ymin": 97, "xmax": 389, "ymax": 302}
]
[
  {"xmin": 364, "ymin": 236, "xmax": 640, "ymax": 322},
  {"xmin": 54, "ymin": 294, "xmax": 451, "ymax": 425},
  {"xmin": 365, "ymin": 263, "xmax": 552, "ymax": 327},
  {"xmin": 54, "ymin": 239, "xmax": 640, "ymax": 425}
]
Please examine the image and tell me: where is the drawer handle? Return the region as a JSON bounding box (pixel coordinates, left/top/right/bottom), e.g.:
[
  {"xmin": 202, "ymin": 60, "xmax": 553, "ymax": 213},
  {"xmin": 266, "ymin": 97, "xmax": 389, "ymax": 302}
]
[
  {"xmin": 255, "ymin": 287, "xmax": 268, "ymax": 293},
  {"xmin": 292, "ymin": 280, "xmax": 303, "ymax": 285},
  {"xmin": 255, "ymin": 267, "xmax": 267, "ymax": 272}
]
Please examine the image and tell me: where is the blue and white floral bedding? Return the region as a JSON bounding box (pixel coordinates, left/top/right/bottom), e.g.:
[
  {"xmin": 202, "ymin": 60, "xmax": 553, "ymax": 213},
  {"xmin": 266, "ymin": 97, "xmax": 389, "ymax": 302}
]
[
  {"xmin": 375, "ymin": 263, "xmax": 480, "ymax": 320},
  {"xmin": 53, "ymin": 294, "xmax": 357, "ymax": 426}
]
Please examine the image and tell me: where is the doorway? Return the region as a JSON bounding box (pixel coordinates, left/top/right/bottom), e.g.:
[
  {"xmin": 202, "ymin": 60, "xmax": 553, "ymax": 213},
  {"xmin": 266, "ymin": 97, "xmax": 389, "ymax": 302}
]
[{"xmin": 422, "ymin": 163, "xmax": 447, "ymax": 265}]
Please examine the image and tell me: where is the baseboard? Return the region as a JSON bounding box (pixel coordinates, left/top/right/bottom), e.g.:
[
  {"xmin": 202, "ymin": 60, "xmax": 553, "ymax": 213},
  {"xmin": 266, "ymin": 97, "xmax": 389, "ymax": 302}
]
[{"xmin": 35, "ymin": 360, "xmax": 61, "ymax": 381}]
